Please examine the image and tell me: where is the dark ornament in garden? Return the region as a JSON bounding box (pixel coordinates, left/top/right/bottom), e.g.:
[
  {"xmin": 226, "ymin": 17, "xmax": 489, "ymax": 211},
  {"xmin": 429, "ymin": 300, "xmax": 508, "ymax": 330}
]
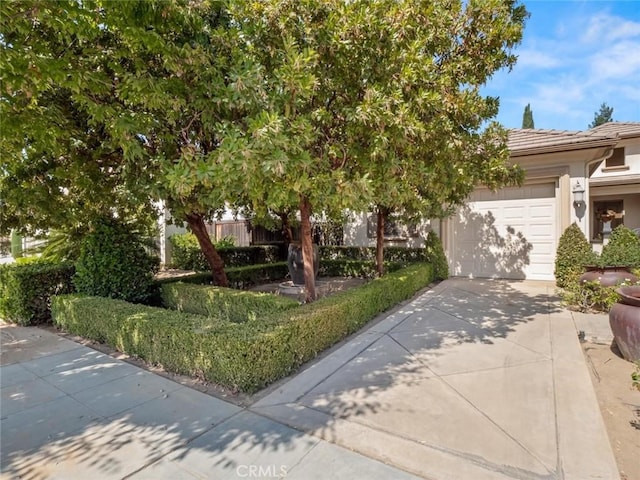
[
  {"xmin": 287, "ymin": 243, "xmax": 319, "ymax": 286},
  {"xmin": 609, "ymin": 286, "xmax": 640, "ymax": 362}
]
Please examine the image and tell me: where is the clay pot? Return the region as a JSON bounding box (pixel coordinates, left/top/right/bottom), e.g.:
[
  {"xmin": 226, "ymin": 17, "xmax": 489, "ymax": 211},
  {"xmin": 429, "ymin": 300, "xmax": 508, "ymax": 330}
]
[
  {"xmin": 579, "ymin": 266, "xmax": 638, "ymax": 287},
  {"xmin": 287, "ymin": 243, "xmax": 319, "ymax": 285},
  {"xmin": 609, "ymin": 286, "xmax": 640, "ymax": 362}
]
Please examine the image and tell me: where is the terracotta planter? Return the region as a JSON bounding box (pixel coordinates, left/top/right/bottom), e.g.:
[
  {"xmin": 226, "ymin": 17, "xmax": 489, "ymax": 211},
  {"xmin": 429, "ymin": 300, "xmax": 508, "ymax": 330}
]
[
  {"xmin": 609, "ymin": 286, "xmax": 640, "ymax": 362},
  {"xmin": 287, "ymin": 243, "xmax": 319, "ymax": 286},
  {"xmin": 579, "ymin": 265, "xmax": 638, "ymax": 287}
]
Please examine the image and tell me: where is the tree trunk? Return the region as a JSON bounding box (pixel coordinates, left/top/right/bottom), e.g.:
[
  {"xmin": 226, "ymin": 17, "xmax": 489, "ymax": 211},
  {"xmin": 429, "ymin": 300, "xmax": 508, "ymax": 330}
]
[
  {"xmin": 375, "ymin": 206, "xmax": 388, "ymax": 276},
  {"xmin": 299, "ymin": 196, "xmax": 316, "ymax": 302},
  {"xmin": 185, "ymin": 212, "xmax": 228, "ymax": 287},
  {"xmin": 278, "ymin": 210, "xmax": 294, "ymax": 248}
]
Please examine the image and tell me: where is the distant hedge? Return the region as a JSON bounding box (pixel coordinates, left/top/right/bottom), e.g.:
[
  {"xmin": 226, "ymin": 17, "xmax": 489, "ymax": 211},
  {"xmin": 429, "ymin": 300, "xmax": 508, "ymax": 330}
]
[
  {"xmin": 319, "ymin": 245, "xmax": 427, "ymax": 263},
  {"xmin": 157, "ymin": 262, "xmax": 289, "ymax": 289},
  {"xmin": 0, "ymin": 260, "xmax": 75, "ymax": 325},
  {"xmin": 53, "ymin": 263, "xmax": 434, "ymax": 392},
  {"xmin": 169, "ymin": 233, "xmax": 284, "ymax": 270},
  {"xmin": 318, "ymin": 259, "xmax": 404, "ymax": 278}
]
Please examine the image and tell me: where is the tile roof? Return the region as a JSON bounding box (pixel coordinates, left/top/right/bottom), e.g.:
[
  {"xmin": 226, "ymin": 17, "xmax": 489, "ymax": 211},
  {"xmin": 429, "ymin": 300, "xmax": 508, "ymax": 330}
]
[
  {"xmin": 586, "ymin": 121, "xmax": 640, "ymax": 139},
  {"xmin": 507, "ymin": 128, "xmax": 617, "ymax": 156}
]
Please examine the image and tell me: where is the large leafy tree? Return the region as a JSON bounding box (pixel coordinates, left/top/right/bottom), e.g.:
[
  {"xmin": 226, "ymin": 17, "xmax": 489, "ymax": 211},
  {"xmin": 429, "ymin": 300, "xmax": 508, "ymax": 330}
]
[
  {"xmin": 589, "ymin": 102, "xmax": 614, "ymax": 128},
  {"xmin": 342, "ymin": 0, "xmax": 527, "ymax": 274},
  {"xmin": 226, "ymin": 0, "xmax": 527, "ymax": 284},
  {"xmin": 1, "ymin": 1, "xmax": 259, "ymax": 286},
  {"xmin": 2, "ymin": 0, "xmax": 527, "ymax": 300},
  {"xmin": 1, "ymin": 4, "xmax": 157, "ymax": 238}
]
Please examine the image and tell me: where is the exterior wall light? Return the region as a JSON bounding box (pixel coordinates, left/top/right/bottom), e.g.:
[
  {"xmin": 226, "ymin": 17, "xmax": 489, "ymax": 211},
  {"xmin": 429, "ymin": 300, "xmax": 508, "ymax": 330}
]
[{"xmin": 572, "ymin": 181, "xmax": 585, "ymax": 208}]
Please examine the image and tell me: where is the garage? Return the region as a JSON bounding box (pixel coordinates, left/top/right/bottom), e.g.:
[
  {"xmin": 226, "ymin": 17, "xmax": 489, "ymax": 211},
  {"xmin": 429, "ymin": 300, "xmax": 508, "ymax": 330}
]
[{"xmin": 448, "ymin": 182, "xmax": 558, "ymax": 281}]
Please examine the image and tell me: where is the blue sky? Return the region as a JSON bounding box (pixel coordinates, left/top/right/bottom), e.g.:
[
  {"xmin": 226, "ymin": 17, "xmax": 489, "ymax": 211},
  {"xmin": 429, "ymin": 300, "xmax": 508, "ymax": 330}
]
[{"xmin": 483, "ymin": 0, "xmax": 640, "ymax": 131}]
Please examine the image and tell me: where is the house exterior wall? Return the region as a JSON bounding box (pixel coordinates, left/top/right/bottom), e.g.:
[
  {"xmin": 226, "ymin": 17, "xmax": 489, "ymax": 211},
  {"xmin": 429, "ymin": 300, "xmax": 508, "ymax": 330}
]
[
  {"xmin": 590, "ymin": 142, "xmax": 640, "ymax": 178},
  {"xmin": 588, "ymin": 136, "xmax": 640, "ymax": 243},
  {"xmin": 343, "ymin": 212, "xmax": 435, "ymax": 249}
]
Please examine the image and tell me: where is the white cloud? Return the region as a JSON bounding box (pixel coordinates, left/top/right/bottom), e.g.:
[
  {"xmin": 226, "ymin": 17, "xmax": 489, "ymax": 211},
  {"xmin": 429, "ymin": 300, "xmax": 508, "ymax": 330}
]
[
  {"xmin": 581, "ymin": 13, "xmax": 640, "ymax": 44},
  {"xmin": 516, "ymin": 49, "xmax": 561, "ymax": 69},
  {"xmin": 484, "ymin": 4, "xmax": 640, "ymax": 129},
  {"xmin": 588, "ymin": 40, "xmax": 640, "ymax": 81},
  {"xmin": 521, "ymin": 81, "xmax": 587, "ymax": 116}
]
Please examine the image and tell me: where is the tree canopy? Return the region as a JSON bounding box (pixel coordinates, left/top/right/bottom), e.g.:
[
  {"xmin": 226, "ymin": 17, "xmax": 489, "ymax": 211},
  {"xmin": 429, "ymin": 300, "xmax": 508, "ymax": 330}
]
[
  {"xmin": 589, "ymin": 102, "xmax": 614, "ymax": 128},
  {"xmin": 522, "ymin": 103, "xmax": 535, "ymax": 129},
  {"xmin": 1, "ymin": 0, "xmax": 527, "ymax": 301}
]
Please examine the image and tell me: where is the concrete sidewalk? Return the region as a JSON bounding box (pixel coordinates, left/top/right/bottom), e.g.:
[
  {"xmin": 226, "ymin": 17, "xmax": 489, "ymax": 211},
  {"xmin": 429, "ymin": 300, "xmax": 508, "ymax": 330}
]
[{"xmin": 1, "ymin": 279, "xmax": 619, "ymax": 479}]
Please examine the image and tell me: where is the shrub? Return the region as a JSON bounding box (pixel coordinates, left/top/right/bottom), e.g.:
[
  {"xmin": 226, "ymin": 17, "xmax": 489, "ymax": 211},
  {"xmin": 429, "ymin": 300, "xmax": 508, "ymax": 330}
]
[
  {"xmin": 560, "ymin": 280, "xmax": 622, "ymax": 312},
  {"xmin": 227, "ymin": 263, "xmax": 289, "ymax": 288},
  {"xmin": 168, "ymin": 232, "xmax": 204, "ymax": 269},
  {"xmin": 215, "ymin": 235, "xmax": 237, "ymax": 248},
  {"xmin": 53, "ymin": 263, "xmax": 434, "ymax": 392},
  {"xmin": 632, "ymin": 362, "xmax": 640, "ymax": 393},
  {"xmin": 318, "ymin": 259, "xmax": 404, "ymax": 278},
  {"xmin": 600, "ymin": 225, "xmax": 640, "ymax": 269},
  {"xmin": 424, "ymin": 231, "xmax": 448, "ymax": 280},
  {"xmin": 74, "ymin": 218, "xmax": 159, "ymax": 303},
  {"xmin": 169, "ymin": 233, "xmax": 283, "ymax": 270},
  {"xmin": 319, "ymin": 245, "xmax": 427, "ymax": 264},
  {"xmin": 156, "ymin": 263, "xmax": 289, "ymax": 289},
  {"xmin": 554, "ymin": 223, "xmax": 596, "ymax": 288},
  {"xmin": 161, "ymin": 283, "xmax": 299, "ymax": 322},
  {"xmin": 0, "ymin": 260, "xmax": 75, "ymax": 325},
  {"xmin": 10, "ymin": 230, "xmax": 23, "ymax": 259}
]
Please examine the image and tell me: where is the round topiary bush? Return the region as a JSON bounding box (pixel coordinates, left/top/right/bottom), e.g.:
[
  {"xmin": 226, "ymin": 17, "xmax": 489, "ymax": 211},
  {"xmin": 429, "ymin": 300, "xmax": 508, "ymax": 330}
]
[
  {"xmin": 74, "ymin": 218, "xmax": 159, "ymax": 303},
  {"xmin": 600, "ymin": 225, "xmax": 640, "ymax": 269},
  {"xmin": 554, "ymin": 223, "xmax": 596, "ymax": 288}
]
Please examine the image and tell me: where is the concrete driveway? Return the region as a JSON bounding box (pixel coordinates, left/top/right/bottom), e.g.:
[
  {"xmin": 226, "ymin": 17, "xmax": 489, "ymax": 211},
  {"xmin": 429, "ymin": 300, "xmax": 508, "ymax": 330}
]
[
  {"xmin": 253, "ymin": 278, "xmax": 619, "ymax": 480},
  {"xmin": 1, "ymin": 278, "xmax": 618, "ymax": 479}
]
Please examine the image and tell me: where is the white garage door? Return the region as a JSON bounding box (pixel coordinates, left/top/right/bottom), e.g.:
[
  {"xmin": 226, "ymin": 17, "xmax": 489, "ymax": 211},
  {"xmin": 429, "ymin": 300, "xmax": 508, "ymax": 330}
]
[{"xmin": 450, "ymin": 183, "xmax": 557, "ymax": 280}]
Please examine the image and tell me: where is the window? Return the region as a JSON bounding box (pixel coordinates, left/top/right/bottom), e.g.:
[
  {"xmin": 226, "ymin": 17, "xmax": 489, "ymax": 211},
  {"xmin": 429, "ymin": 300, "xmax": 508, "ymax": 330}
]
[
  {"xmin": 605, "ymin": 147, "xmax": 625, "ymax": 168},
  {"xmin": 592, "ymin": 200, "xmax": 623, "ymax": 240},
  {"xmin": 367, "ymin": 214, "xmax": 419, "ymax": 239}
]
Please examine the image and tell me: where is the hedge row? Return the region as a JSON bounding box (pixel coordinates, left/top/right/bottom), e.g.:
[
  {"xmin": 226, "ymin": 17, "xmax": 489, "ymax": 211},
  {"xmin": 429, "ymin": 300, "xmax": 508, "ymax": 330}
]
[
  {"xmin": 157, "ymin": 262, "xmax": 289, "ymax": 289},
  {"xmin": 170, "ymin": 236, "xmax": 432, "ymax": 272},
  {"xmin": 0, "ymin": 260, "xmax": 75, "ymax": 325},
  {"xmin": 52, "ymin": 263, "xmax": 434, "ymax": 392},
  {"xmin": 169, "ymin": 233, "xmax": 283, "ymax": 270},
  {"xmin": 319, "ymin": 245, "xmax": 427, "ymax": 263},
  {"xmin": 160, "ymin": 283, "xmax": 299, "ymax": 323},
  {"xmin": 318, "ymin": 259, "xmax": 404, "ymax": 278}
]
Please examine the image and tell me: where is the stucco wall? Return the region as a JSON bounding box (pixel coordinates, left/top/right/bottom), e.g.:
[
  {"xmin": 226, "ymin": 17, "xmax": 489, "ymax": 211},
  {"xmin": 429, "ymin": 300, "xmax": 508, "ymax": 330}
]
[
  {"xmin": 343, "ymin": 212, "xmax": 435, "ymax": 248},
  {"xmin": 590, "ymin": 140, "xmax": 640, "ymax": 178}
]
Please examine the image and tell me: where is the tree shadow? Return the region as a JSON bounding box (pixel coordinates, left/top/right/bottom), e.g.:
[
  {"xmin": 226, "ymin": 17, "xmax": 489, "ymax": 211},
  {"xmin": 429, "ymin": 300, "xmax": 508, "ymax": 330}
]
[
  {"xmin": 451, "ymin": 205, "xmax": 534, "ymax": 280},
  {"xmin": 251, "ymin": 278, "xmax": 564, "ymax": 478},
  {"xmin": 2, "ymin": 278, "xmax": 564, "ymax": 479}
]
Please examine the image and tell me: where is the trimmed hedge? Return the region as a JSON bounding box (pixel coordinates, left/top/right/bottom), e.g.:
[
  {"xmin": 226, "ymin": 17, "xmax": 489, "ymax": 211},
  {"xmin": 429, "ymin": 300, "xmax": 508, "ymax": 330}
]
[
  {"xmin": 157, "ymin": 262, "xmax": 289, "ymax": 289},
  {"xmin": 161, "ymin": 283, "xmax": 299, "ymax": 322},
  {"xmin": 318, "ymin": 259, "xmax": 404, "ymax": 278},
  {"xmin": 169, "ymin": 233, "xmax": 283, "ymax": 270},
  {"xmin": 319, "ymin": 245, "xmax": 427, "ymax": 263},
  {"xmin": 0, "ymin": 260, "xmax": 75, "ymax": 325},
  {"xmin": 52, "ymin": 262, "xmax": 434, "ymax": 392}
]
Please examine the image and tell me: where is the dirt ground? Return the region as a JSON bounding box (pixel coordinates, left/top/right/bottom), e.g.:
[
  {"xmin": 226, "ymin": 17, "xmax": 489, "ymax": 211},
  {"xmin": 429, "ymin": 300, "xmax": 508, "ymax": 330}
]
[{"xmin": 582, "ymin": 342, "xmax": 640, "ymax": 480}]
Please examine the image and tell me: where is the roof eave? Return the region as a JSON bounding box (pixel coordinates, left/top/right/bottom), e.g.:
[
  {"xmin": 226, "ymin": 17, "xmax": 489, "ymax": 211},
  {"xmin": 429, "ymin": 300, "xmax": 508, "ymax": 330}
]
[{"xmin": 509, "ymin": 139, "xmax": 618, "ymax": 158}]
